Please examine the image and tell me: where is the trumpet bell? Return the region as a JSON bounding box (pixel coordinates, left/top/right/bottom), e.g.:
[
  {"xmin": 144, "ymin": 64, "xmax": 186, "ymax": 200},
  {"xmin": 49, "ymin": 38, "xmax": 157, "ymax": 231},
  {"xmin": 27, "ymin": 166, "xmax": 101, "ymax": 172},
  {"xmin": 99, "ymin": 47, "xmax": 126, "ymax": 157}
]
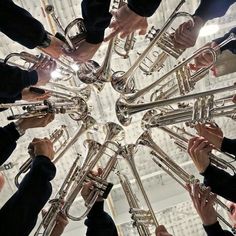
[
  {"xmin": 104, "ymin": 122, "xmax": 125, "ymax": 141},
  {"xmin": 115, "ymin": 98, "xmax": 132, "ymax": 126},
  {"xmin": 141, "ymin": 109, "xmax": 158, "ymax": 130}
]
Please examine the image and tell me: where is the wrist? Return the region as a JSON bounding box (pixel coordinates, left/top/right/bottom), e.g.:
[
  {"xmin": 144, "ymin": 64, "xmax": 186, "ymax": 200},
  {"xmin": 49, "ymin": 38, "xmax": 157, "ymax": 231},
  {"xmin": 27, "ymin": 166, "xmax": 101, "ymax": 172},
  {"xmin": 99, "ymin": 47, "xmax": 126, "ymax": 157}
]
[
  {"xmin": 14, "ymin": 119, "xmax": 26, "ymax": 136},
  {"xmin": 38, "ymin": 32, "xmax": 52, "ymax": 49},
  {"xmin": 215, "ymin": 136, "xmax": 223, "ymax": 149},
  {"xmin": 193, "ymin": 16, "xmax": 205, "ymax": 28},
  {"xmin": 202, "ymin": 218, "xmax": 218, "ymax": 226}
]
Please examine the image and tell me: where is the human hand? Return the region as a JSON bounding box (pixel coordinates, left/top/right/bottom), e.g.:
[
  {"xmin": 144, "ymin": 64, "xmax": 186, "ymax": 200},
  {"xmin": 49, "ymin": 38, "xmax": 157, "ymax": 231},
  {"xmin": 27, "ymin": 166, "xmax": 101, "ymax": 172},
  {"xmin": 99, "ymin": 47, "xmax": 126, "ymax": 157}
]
[
  {"xmin": 81, "ymin": 168, "xmax": 104, "ymax": 202},
  {"xmin": 155, "ymin": 225, "xmax": 172, "ymax": 236},
  {"xmin": 21, "ymin": 88, "xmax": 51, "ymax": 102},
  {"xmin": 232, "ymin": 95, "xmax": 236, "ymax": 104},
  {"xmin": 187, "ymin": 137, "xmax": 212, "ymax": 173},
  {"xmin": 173, "ymin": 16, "xmax": 205, "ymax": 49},
  {"xmin": 187, "ymin": 183, "xmax": 217, "ymax": 226},
  {"xmin": 40, "ymin": 35, "xmax": 65, "ymax": 59},
  {"xmin": 104, "ymin": 4, "xmax": 148, "ymax": 42},
  {"xmin": 28, "ymin": 137, "xmax": 54, "ymax": 160},
  {"xmin": 190, "ymin": 41, "xmax": 219, "ymax": 71},
  {"xmin": 35, "ymin": 59, "xmax": 57, "ymax": 86},
  {"xmin": 195, "ymin": 123, "xmax": 223, "ymax": 149},
  {"xmin": 227, "ymin": 202, "xmax": 236, "ymax": 227},
  {"xmin": 64, "ymin": 40, "xmax": 101, "ymax": 62},
  {"xmin": 0, "ymin": 172, "xmax": 5, "ymax": 192},
  {"xmin": 17, "ymin": 113, "xmax": 54, "ymax": 132}
]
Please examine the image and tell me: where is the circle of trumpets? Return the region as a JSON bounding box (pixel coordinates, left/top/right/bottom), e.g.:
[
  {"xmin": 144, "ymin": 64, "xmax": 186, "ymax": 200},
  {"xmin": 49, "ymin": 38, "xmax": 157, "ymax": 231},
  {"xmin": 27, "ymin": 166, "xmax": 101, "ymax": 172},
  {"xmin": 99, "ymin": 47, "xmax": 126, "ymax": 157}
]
[
  {"xmin": 77, "ymin": 60, "xmax": 101, "ymax": 84},
  {"xmin": 115, "ymin": 98, "xmax": 132, "ymax": 126},
  {"xmin": 68, "ymin": 96, "xmax": 88, "ymax": 121},
  {"xmin": 141, "ymin": 109, "xmax": 158, "ymax": 130},
  {"xmin": 111, "ymin": 71, "xmax": 135, "ymax": 94}
]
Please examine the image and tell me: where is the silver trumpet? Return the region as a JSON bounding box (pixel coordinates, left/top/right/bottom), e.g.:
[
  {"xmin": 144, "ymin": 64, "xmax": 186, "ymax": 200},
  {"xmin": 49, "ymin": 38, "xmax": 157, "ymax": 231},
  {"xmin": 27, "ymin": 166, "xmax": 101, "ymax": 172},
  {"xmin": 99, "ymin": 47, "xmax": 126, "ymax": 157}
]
[
  {"xmin": 63, "ymin": 122, "xmax": 124, "ymax": 221},
  {"xmin": 34, "ymin": 154, "xmax": 81, "ymax": 236},
  {"xmin": 45, "ymin": 4, "xmax": 86, "ymax": 52},
  {"xmin": 1, "ymin": 96, "xmax": 88, "ymax": 121},
  {"xmin": 115, "ymin": 82, "xmax": 236, "ymax": 126},
  {"xmin": 116, "ymin": 172, "xmax": 153, "ymax": 235},
  {"xmin": 120, "ymin": 33, "xmax": 236, "ymax": 104},
  {"xmin": 150, "ymin": 151, "xmax": 236, "ymax": 233},
  {"xmin": 111, "ymin": 0, "xmax": 193, "ymax": 94},
  {"xmin": 53, "ymin": 115, "xmax": 97, "ymax": 164},
  {"xmin": 14, "ymin": 125, "xmax": 69, "ymax": 188},
  {"xmin": 4, "ymin": 51, "xmax": 76, "ymax": 80},
  {"xmin": 118, "ymin": 145, "xmax": 159, "ymax": 233},
  {"xmin": 158, "ymin": 125, "xmax": 236, "ymax": 173}
]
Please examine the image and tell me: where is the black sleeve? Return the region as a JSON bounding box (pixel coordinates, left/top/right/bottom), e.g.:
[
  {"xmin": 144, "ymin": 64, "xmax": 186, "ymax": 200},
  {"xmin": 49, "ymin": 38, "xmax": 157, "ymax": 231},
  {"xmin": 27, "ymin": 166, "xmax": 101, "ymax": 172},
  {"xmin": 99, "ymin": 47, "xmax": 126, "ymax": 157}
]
[
  {"xmin": 128, "ymin": 0, "xmax": 162, "ymax": 17},
  {"xmin": 0, "ymin": 0, "xmax": 47, "ymax": 49},
  {"xmin": 201, "ymin": 164, "xmax": 236, "ymax": 202},
  {"xmin": 0, "ymin": 156, "xmax": 56, "ymax": 236},
  {"xmin": 194, "ymin": 0, "xmax": 235, "ymax": 22},
  {"xmin": 213, "ymin": 28, "xmax": 236, "ymax": 54},
  {"xmin": 0, "ymin": 122, "xmax": 20, "ymax": 166},
  {"xmin": 85, "ymin": 201, "xmax": 118, "ymax": 236},
  {"xmin": 81, "ymin": 0, "xmax": 112, "ymax": 44},
  {"xmin": 203, "ymin": 221, "xmax": 233, "ymax": 236}
]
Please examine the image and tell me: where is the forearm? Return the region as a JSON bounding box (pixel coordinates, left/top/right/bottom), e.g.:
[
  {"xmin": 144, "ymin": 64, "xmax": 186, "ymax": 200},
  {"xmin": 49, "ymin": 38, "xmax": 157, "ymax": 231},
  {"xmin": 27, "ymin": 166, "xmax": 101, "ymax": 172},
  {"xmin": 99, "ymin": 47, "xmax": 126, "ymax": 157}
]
[
  {"xmin": 194, "ymin": 0, "xmax": 235, "ymax": 22},
  {"xmin": 201, "ymin": 165, "xmax": 236, "ymax": 202},
  {"xmin": 213, "ymin": 28, "xmax": 236, "ymax": 54},
  {"xmin": 128, "ymin": 0, "xmax": 162, "ymax": 17},
  {"xmin": 203, "ymin": 221, "xmax": 233, "ymax": 236},
  {"xmin": 0, "ymin": 0, "xmax": 47, "ymax": 49},
  {"xmin": 81, "ymin": 0, "xmax": 112, "ymax": 44},
  {"xmin": 0, "ymin": 63, "xmax": 38, "ymax": 99},
  {"xmin": 0, "ymin": 122, "xmax": 20, "ymax": 165}
]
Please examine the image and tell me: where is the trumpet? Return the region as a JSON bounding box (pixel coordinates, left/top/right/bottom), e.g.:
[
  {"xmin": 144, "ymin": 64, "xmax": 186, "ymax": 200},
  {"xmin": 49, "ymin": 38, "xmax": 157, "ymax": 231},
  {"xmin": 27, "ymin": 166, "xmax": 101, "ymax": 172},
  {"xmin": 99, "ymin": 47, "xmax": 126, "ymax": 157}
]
[
  {"xmin": 158, "ymin": 125, "xmax": 236, "ymax": 173},
  {"xmin": 14, "ymin": 125, "xmax": 69, "ymax": 188},
  {"xmin": 116, "ymin": 172, "xmax": 153, "ymax": 235},
  {"xmin": 1, "ymin": 96, "xmax": 88, "ymax": 121},
  {"xmin": 150, "ymin": 151, "xmax": 236, "ymax": 233},
  {"xmin": 111, "ymin": 0, "xmax": 193, "ymax": 94},
  {"xmin": 115, "ymin": 82, "xmax": 236, "ymax": 126},
  {"xmin": 34, "ymin": 154, "xmax": 81, "ymax": 236},
  {"xmin": 63, "ymin": 122, "xmax": 124, "ymax": 221},
  {"xmin": 53, "ymin": 115, "xmax": 97, "ymax": 164},
  {"xmin": 4, "ymin": 51, "xmax": 76, "ymax": 81},
  {"xmin": 118, "ymin": 145, "xmax": 159, "ymax": 233},
  {"xmin": 45, "ymin": 4, "xmax": 86, "ymax": 52},
  {"xmin": 121, "ymin": 33, "xmax": 236, "ymax": 103}
]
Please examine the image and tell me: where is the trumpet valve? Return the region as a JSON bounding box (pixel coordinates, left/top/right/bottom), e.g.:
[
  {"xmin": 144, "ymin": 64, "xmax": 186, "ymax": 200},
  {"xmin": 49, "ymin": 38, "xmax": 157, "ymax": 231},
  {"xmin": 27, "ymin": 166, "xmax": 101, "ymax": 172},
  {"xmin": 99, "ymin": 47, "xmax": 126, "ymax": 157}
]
[{"xmin": 45, "ymin": 5, "xmax": 54, "ymax": 14}]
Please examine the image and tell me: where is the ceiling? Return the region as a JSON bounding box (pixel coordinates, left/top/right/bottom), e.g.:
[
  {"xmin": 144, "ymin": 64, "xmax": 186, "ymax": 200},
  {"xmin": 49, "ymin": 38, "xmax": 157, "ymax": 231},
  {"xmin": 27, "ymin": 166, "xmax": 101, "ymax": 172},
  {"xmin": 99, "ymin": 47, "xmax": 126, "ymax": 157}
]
[{"xmin": 0, "ymin": 0, "xmax": 236, "ymax": 235}]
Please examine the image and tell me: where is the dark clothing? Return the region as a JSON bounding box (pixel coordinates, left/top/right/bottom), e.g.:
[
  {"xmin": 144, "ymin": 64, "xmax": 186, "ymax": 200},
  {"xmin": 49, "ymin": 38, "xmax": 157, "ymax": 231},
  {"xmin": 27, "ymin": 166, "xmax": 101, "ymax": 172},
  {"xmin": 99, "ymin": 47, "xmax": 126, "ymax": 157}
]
[
  {"xmin": 0, "ymin": 0, "xmax": 47, "ymax": 49},
  {"xmin": 85, "ymin": 201, "xmax": 118, "ymax": 236},
  {"xmin": 201, "ymin": 164, "xmax": 236, "ymax": 202},
  {"xmin": 194, "ymin": 0, "xmax": 236, "ymax": 22},
  {"xmin": 0, "ymin": 122, "xmax": 20, "ymax": 165},
  {"xmin": 221, "ymin": 137, "xmax": 236, "ymax": 158},
  {"xmin": 203, "ymin": 221, "xmax": 233, "ymax": 236},
  {"xmin": 0, "ymin": 63, "xmax": 38, "ymax": 101},
  {"xmin": 81, "ymin": 0, "xmax": 161, "ymax": 44},
  {"xmin": 214, "ymin": 28, "xmax": 236, "ymax": 54},
  {"xmin": 0, "ymin": 156, "xmax": 56, "ymax": 236},
  {"xmin": 0, "ymin": 0, "xmax": 46, "ymax": 102}
]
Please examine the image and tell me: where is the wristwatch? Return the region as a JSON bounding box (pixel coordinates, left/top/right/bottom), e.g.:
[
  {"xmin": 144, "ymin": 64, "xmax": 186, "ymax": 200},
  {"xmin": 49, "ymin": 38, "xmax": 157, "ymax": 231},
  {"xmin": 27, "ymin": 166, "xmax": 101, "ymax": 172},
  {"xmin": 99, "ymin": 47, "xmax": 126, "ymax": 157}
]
[
  {"xmin": 14, "ymin": 120, "xmax": 26, "ymax": 136},
  {"xmin": 39, "ymin": 32, "xmax": 52, "ymax": 48}
]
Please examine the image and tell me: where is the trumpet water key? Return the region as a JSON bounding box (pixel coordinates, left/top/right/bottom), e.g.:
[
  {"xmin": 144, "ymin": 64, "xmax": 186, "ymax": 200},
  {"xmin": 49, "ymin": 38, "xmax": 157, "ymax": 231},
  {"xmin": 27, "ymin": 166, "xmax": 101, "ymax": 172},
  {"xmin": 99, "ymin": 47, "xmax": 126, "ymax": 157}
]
[{"xmin": 14, "ymin": 125, "xmax": 69, "ymax": 188}]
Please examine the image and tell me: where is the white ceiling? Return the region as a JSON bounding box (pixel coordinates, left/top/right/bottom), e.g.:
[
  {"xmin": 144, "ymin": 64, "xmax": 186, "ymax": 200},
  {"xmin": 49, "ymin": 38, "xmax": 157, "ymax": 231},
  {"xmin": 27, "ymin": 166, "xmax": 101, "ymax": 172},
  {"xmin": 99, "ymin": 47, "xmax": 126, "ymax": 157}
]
[{"xmin": 0, "ymin": 0, "xmax": 236, "ymax": 235}]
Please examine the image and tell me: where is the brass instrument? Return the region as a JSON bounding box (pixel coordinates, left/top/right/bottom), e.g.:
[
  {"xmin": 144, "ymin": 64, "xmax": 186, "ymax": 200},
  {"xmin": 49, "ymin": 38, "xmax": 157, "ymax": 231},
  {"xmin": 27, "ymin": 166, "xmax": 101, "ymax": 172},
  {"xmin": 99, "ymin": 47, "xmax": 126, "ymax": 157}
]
[
  {"xmin": 111, "ymin": 0, "xmax": 193, "ymax": 94},
  {"xmin": 45, "ymin": 4, "xmax": 86, "ymax": 52},
  {"xmin": 115, "ymin": 83, "xmax": 236, "ymax": 126},
  {"xmin": 118, "ymin": 144, "xmax": 159, "ymax": 233},
  {"xmin": 158, "ymin": 125, "xmax": 236, "ymax": 173},
  {"xmin": 1, "ymin": 96, "xmax": 88, "ymax": 121},
  {"xmin": 77, "ymin": 38, "xmax": 115, "ymax": 86},
  {"xmin": 14, "ymin": 125, "xmax": 69, "ymax": 188},
  {"xmin": 53, "ymin": 116, "xmax": 97, "ymax": 164},
  {"xmin": 4, "ymin": 51, "xmax": 76, "ymax": 80},
  {"xmin": 150, "ymin": 151, "xmax": 236, "ymax": 233},
  {"xmin": 121, "ymin": 33, "xmax": 236, "ymax": 103},
  {"xmin": 63, "ymin": 122, "xmax": 124, "ymax": 221},
  {"xmin": 117, "ymin": 172, "xmax": 152, "ymax": 235},
  {"xmin": 34, "ymin": 155, "xmax": 80, "ymax": 236}
]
